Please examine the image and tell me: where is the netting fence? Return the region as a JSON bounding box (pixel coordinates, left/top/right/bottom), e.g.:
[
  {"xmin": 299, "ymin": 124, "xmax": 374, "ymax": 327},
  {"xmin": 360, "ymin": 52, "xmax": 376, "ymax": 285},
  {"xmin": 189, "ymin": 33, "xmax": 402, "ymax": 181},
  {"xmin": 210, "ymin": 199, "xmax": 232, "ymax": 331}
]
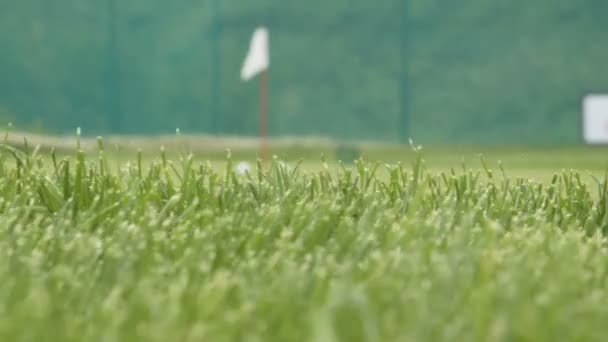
[{"xmin": 0, "ymin": 0, "xmax": 606, "ymax": 144}]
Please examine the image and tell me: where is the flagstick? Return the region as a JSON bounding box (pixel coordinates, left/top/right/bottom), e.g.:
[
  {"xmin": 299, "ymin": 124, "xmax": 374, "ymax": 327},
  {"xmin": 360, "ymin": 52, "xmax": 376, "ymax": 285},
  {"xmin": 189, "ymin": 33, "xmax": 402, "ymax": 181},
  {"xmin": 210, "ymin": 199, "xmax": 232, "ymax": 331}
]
[{"xmin": 260, "ymin": 70, "xmax": 269, "ymax": 164}]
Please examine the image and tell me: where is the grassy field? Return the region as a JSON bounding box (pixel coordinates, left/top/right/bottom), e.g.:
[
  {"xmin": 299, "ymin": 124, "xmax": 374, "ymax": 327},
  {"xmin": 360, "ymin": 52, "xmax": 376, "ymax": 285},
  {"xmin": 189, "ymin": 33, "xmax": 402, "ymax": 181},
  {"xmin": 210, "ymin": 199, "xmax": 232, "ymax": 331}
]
[
  {"xmin": 2, "ymin": 133, "xmax": 608, "ymax": 341},
  {"xmin": 7, "ymin": 130, "xmax": 608, "ymax": 179}
]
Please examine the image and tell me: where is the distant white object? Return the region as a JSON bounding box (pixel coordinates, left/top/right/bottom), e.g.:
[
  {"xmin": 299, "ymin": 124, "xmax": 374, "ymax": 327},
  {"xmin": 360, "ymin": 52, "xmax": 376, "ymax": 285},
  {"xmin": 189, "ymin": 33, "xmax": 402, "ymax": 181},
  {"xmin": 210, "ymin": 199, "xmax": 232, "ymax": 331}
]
[
  {"xmin": 241, "ymin": 27, "xmax": 269, "ymax": 81},
  {"xmin": 583, "ymin": 94, "xmax": 608, "ymax": 144},
  {"xmin": 236, "ymin": 161, "xmax": 252, "ymax": 175}
]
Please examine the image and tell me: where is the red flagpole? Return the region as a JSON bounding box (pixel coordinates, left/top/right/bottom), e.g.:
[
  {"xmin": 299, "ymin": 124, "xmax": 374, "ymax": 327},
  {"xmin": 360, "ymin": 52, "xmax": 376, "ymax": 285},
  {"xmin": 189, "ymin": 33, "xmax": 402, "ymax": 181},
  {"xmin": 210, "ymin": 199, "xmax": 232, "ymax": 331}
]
[{"xmin": 260, "ymin": 70, "xmax": 269, "ymax": 164}]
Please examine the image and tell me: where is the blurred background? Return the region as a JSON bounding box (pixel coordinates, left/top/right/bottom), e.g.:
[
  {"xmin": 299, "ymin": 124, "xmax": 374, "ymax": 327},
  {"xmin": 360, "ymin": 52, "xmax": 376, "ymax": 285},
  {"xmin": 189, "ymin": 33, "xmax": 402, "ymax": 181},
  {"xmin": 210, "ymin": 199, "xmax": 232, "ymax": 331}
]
[{"xmin": 0, "ymin": 0, "xmax": 606, "ymax": 145}]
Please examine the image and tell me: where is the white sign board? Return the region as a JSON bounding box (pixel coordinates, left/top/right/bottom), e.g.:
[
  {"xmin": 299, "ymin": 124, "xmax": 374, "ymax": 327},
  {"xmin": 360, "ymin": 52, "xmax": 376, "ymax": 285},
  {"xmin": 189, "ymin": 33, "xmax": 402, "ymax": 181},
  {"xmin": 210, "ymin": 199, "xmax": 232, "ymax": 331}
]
[{"xmin": 583, "ymin": 94, "xmax": 608, "ymax": 144}]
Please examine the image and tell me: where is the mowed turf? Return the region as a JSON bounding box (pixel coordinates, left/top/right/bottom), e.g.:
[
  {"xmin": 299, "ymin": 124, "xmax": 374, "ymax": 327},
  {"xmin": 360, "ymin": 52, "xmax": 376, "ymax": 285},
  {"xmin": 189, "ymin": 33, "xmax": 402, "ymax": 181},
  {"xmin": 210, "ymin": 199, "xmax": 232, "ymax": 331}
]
[{"xmin": 1, "ymin": 137, "xmax": 608, "ymax": 341}]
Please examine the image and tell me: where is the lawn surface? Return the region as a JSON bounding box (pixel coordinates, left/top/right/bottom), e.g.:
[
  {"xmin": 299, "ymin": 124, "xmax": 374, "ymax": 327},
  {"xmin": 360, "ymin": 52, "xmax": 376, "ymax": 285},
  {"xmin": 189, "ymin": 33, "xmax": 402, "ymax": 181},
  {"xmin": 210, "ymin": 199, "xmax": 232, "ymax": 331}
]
[{"xmin": 1, "ymin": 134, "xmax": 608, "ymax": 341}]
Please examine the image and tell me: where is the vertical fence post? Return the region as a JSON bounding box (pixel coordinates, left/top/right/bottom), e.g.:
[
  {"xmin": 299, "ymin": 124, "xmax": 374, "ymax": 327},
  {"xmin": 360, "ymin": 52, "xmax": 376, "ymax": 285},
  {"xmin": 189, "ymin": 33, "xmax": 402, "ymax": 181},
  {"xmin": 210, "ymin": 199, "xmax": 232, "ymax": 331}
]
[
  {"xmin": 210, "ymin": 0, "xmax": 221, "ymax": 135},
  {"xmin": 105, "ymin": 0, "xmax": 122, "ymax": 133},
  {"xmin": 399, "ymin": 0, "xmax": 410, "ymax": 143}
]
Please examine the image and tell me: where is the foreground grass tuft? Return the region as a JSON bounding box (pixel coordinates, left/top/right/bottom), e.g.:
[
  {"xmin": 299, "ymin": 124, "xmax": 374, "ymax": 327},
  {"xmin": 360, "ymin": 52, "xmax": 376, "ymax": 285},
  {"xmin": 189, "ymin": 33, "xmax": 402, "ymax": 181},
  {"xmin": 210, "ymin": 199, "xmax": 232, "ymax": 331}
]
[{"xmin": 1, "ymin": 141, "xmax": 608, "ymax": 341}]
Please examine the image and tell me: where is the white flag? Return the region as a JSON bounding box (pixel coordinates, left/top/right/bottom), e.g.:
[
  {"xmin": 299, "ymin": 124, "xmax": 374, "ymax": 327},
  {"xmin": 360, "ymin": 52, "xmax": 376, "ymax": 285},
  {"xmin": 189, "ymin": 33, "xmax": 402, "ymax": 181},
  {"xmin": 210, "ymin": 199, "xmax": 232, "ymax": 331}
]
[{"xmin": 241, "ymin": 27, "xmax": 269, "ymax": 81}]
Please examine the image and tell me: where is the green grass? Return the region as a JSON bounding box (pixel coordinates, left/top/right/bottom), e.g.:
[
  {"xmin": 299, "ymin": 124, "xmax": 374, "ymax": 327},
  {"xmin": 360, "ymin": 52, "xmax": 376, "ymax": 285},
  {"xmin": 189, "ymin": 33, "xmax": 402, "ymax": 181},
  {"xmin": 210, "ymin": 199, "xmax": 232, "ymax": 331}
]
[{"xmin": 2, "ymin": 139, "xmax": 608, "ymax": 341}]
